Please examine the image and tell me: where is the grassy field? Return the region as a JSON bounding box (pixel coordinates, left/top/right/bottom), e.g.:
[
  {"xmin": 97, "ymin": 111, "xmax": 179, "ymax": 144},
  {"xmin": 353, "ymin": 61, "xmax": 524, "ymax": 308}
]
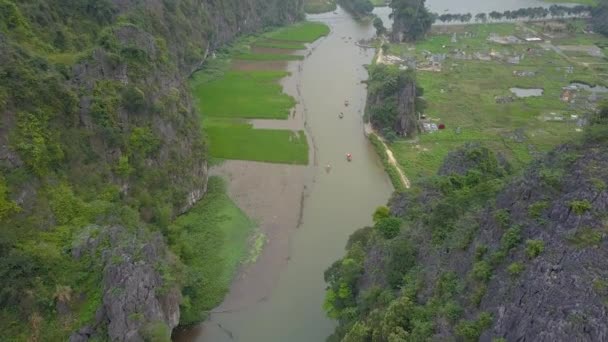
[
  {"xmin": 304, "ymin": 0, "xmax": 337, "ymax": 14},
  {"xmin": 234, "ymin": 53, "xmax": 304, "ymax": 61},
  {"xmin": 168, "ymin": 177, "xmax": 255, "ymax": 324},
  {"xmin": 191, "ymin": 21, "xmax": 328, "ymax": 164},
  {"xmin": 385, "ymin": 21, "xmax": 608, "ymax": 181},
  {"xmin": 265, "ymin": 22, "xmax": 331, "ymax": 42},
  {"xmin": 254, "ymin": 40, "xmax": 307, "ymax": 50},
  {"xmin": 192, "ymin": 70, "xmax": 294, "ymax": 119},
  {"xmin": 206, "ymin": 124, "xmax": 309, "ymax": 164}
]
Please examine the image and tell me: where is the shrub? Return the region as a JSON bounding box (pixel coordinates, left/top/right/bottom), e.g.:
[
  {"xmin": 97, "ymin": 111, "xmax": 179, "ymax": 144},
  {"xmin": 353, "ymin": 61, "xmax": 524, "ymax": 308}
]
[
  {"xmin": 569, "ymin": 200, "xmax": 592, "ymax": 215},
  {"xmin": 528, "ymin": 201, "xmax": 549, "ymax": 219},
  {"xmin": 140, "ymin": 321, "xmax": 170, "ymax": 342},
  {"xmin": 469, "ymin": 284, "xmax": 487, "ymax": 307},
  {"xmin": 455, "ymin": 312, "xmax": 493, "ymax": 342},
  {"xmin": 475, "ymin": 244, "xmax": 488, "ymax": 261},
  {"xmin": 568, "ymin": 227, "xmax": 602, "ymax": 248},
  {"xmin": 0, "ymin": 176, "xmax": 20, "ymax": 220},
  {"xmin": 500, "ymin": 226, "xmax": 522, "ymax": 251},
  {"xmin": 387, "ymin": 238, "xmax": 416, "ymax": 288},
  {"xmin": 122, "ymin": 86, "xmax": 146, "ymax": 113},
  {"xmin": 539, "ymin": 168, "xmax": 563, "ymax": 188},
  {"xmin": 373, "ymin": 206, "xmax": 390, "ymax": 222},
  {"xmin": 507, "ymin": 262, "xmax": 525, "ymax": 277},
  {"xmin": 375, "ymin": 217, "xmax": 402, "ymax": 239},
  {"xmin": 472, "ymin": 261, "xmax": 492, "ymax": 282},
  {"xmin": 494, "ymin": 209, "xmax": 510, "ymax": 228},
  {"xmin": 525, "ymin": 240, "xmax": 545, "ymax": 258}
]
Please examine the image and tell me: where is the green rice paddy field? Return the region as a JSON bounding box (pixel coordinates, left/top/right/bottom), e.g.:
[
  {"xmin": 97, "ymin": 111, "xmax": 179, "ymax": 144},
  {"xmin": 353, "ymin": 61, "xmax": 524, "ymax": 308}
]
[{"xmin": 191, "ymin": 22, "xmax": 329, "ymax": 164}]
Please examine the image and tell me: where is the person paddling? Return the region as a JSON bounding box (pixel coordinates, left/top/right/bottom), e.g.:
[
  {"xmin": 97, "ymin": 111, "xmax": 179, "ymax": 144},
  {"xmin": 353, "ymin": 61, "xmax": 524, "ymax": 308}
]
[{"xmin": 339, "ymin": 112, "xmax": 344, "ymax": 119}]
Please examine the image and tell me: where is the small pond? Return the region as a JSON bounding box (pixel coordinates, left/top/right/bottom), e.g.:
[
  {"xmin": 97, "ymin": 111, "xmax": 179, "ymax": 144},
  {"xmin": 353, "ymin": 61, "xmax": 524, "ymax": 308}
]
[{"xmin": 510, "ymin": 87, "xmax": 544, "ymax": 97}]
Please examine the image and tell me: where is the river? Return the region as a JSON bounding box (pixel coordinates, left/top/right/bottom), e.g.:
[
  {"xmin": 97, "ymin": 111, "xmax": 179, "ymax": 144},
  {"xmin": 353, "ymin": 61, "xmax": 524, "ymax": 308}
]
[
  {"xmin": 176, "ymin": 1, "xmax": 575, "ymax": 341},
  {"xmin": 175, "ymin": 6, "xmax": 393, "ymax": 342}
]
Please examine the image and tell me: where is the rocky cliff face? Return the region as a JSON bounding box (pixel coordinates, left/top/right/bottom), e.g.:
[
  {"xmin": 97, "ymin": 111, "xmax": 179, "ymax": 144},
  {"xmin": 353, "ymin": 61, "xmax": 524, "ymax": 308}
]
[
  {"xmin": 324, "ymin": 135, "xmax": 608, "ymax": 341},
  {"xmin": 0, "ymin": 0, "xmax": 302, "ymax": 340},
  {"xmin": 365, "ymin": 64, "xmax": 418, "ymax": 138}
]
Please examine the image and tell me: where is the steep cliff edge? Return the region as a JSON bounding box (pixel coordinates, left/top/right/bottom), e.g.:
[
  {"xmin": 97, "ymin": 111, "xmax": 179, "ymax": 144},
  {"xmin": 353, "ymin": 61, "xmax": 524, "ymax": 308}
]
[
  {"xmin": 0, "ymin": 0, "xmax": 302, "ymax": 340},
  {"xmin": 324, "ymin": 118, "xmax": 608, "ymax": 340}
]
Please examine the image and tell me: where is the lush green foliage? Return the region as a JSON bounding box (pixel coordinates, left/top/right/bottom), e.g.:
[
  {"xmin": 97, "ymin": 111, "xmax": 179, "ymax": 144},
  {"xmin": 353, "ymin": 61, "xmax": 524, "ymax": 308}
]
[
  {"xmin": 375, "ymin": 217, "xmax": 402, "ymax": 239},
  {"xmin": 168, "ymin": 177, "xmax": 254, "ymax": 325}
]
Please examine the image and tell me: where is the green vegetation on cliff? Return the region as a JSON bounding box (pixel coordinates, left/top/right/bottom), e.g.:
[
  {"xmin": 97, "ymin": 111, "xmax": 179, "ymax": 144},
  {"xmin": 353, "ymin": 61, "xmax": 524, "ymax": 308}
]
[
  {"xmin": 0, "ymin": 0, "xmax": 305, "ymax": 340},
  {"xmin": 325, "ymin": 117, "xmax": 608, "ymax": 340}
]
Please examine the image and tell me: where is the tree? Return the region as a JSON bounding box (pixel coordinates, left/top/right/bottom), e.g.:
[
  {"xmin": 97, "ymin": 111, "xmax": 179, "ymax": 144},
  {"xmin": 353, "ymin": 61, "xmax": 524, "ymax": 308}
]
[
  {"xmin": 375, "ymin": 217, "xmax": 402, "ymax": 239},
  {"xmin": 489, "ymin": 11, "xmax": 502, "ymax": 21},
  {"xmin": 475, "ymin": 13, "xmax": 487, "ymax": 23},
  {"xmin": 390, "ymin": 0, "xmax": 434, "ymax": 42},
  {"xmin": 373, "ymin": 17, "xmax": 387, "ymax": 36},
  {"xmin": 461, "ymin": 13, "xmax": 472, "ymax": 22}
]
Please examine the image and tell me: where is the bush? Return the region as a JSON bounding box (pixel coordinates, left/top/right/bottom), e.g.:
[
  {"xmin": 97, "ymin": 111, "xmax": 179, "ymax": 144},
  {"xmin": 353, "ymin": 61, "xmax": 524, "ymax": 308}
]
[
  {"xmin": 500, "ymin": 226, "xmax": 522, "ymax": 251},
  {"xmin": 528, "ymin": 201, "xmax": 549, "ymax": 219},
  {"xmin": 569, "ymin": 200, "xmax": 592, "ymax": 215},
  {"xmin": 472, "ymin": 261, "xmax": 492, "ymax": 282},
  {"xmin": 455, "ymin": 312, "xmax": 493, "ymax": 342},
  {"xmin": 122, "ymin": 86, "xmax": 146, "ymax": 113},
  {"xmin": 375, "ymin": 217, "xmax": 402, "ymax": 239},
  {"xmin": 494, "ymin": 209, "xmax": 510, "ymax": 228},
  {"xmin": 373, "ymin": 206, "xmax": 390, "ymax": 222},
  {"xmin": 507, "ymin": 262, "xmax": 525, "ymax": 277},
  {"xmin": 141, "ymin": 321, "xmax": 170, "ymax": 342},
  {"xmin": 0, "ymin": 176, "xmax": 20, "ymax": 220},
  {"xmin": 387, "ymin": 238, "xmax": 416, "ymax": 288},
  {"xmin": 568, "ymin": 227, "xmax": 602, "ymax": 248},
  {"xmin": 525, "ymin": 240, "xmax": 545, "ymax": 258}
]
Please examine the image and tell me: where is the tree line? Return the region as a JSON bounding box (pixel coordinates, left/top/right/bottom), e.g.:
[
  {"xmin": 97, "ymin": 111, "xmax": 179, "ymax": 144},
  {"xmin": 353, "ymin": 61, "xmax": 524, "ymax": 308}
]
[{"xmin": 435, "ymin": 5, "xmax": 592, "ymax": 24}]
